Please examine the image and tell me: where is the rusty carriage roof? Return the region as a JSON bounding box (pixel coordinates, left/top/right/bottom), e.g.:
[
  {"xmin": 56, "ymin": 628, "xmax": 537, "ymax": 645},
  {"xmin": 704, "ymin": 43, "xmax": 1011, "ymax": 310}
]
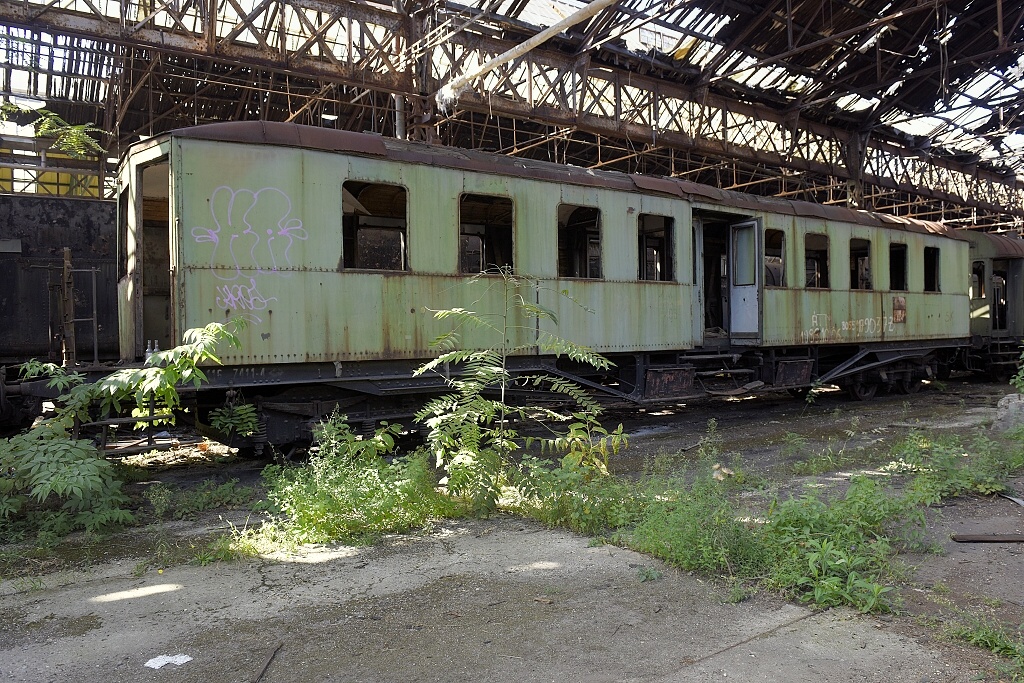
[{"xmin": 171, "ymin": 120, "xmax": 966, "ymax": 241}]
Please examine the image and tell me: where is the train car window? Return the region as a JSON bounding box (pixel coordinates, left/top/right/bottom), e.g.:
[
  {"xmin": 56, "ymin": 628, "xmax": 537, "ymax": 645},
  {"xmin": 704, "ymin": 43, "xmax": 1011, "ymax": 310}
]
[
  {"xmin": 924, "ymin": 246, "xmax": 940, "ymax": 292},
  {"xmin": 850, "ymin": 238, "xmax": 872, "ymax": 290},
  {"xmin": 733, "ymin": 224, "xmax": 756, "ymax": 285},
  {"xmin": 557, "ymin": 204, "xmax": 602, "ymax": 279},
  {"xmin": 459, "ymin": 194, "xmax": 514, "ymax": 274},
  {"xmin": 889, "ymin": 243, "xmax": 907, "ymax": 290},
  {"xmin": 804, "ymin": 233, "xmax": 830, "ymax": 288},
  {"xmin": 638, "ymin": 214, "xmax": 674, "ymax": 281},
  {"xmin": 342, "ymin": 181, "xmax": 407, "ymax": 271},
  {"xmin": 971, "ymin": 261, "xmax": 985, "ymax": 299},
  {"xmin": 764, "ymin": 229, "xmax": 785, "ymax": 287}
]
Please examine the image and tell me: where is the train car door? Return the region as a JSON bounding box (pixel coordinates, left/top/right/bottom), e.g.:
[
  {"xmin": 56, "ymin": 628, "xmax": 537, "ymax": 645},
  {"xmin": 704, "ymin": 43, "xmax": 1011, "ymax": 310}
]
[{"xmin": 729, "ymin": 219, "xmax": 761, "ymax": 342}]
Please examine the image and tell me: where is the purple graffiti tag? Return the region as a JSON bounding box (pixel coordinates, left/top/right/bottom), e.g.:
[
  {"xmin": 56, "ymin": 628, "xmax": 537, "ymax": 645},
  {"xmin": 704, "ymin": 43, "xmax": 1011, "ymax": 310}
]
[
  {"xmin": 214, "ymin": 278, "xmax": 278, "ymax": 323},
  {"xmin": 191, "ymin": 186, "xmax": 307, "ymax": 281}
]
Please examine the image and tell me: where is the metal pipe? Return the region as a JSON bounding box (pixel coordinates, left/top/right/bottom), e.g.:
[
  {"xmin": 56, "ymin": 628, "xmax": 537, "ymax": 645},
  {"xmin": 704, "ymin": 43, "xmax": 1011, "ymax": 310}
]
[{"xmin": 435, "ymin": 0, "xmax": 619, "ymax": 111}]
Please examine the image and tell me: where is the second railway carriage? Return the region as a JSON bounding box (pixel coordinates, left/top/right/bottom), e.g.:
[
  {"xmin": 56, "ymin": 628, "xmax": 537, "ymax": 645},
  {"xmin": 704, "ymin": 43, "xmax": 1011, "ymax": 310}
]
[
  {"xmin": 117, "ymin": 121, "xmax": 975, "ymax": 448},
  {"xmin": 962, "ymin": 230, "xmax": 1024, "ymax": 379}
]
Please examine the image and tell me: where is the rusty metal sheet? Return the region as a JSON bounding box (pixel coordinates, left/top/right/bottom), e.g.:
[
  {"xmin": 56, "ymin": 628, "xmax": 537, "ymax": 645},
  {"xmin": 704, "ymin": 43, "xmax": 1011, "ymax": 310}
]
[
  {"xmin": 0, "ymin": 195, "xmax": 118, "ymax": 363},
  {"xmin": 173, "ymin": 121, "xmax": 388, "ymax": 156},
  {"xmin": 774, "ymin": 360, "xmax": 813, "ymax": 387},
  {"xmin": 630, "ymin": 175, "xmax": 684, "ymax": 196},
  {"xmin": 644, "ymin": 367, "xmax": 696, "ymax": 399},
  {"xmin": 976, "ymin": 231, "xmax": 1024, "ymax": 258}
]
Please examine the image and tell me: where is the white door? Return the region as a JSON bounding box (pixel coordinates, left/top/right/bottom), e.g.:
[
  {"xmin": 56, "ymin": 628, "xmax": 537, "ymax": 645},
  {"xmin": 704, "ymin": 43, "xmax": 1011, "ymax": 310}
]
[{"xmin": 729, "ymin": 220, "xmax": 761, "ymax": 340}]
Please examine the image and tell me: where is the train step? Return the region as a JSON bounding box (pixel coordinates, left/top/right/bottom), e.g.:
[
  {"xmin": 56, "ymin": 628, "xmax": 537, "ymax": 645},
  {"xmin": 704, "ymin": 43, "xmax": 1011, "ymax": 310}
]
[{"xmin": 706, "ymin": 381, "xmax": 765, "ymax": 397}]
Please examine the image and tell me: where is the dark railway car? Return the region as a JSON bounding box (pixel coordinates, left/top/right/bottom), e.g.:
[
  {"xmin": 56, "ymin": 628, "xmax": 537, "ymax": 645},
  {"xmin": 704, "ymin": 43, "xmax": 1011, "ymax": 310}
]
[{"xmin": 0, "ymin": 195, "xmax": 117, "ymax": 429}]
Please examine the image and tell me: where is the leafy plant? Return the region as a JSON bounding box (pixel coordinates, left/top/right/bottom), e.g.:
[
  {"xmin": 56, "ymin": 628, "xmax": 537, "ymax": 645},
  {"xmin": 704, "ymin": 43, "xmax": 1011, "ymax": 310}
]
[
  {"xmin": 945, "ymin": 612, "xmax": 1024, "ymax": 680},
  {"xmin": 209, "ymin": 402, "xmax": 258, "ymax": 437},
  {"xmin": 0, "ymin": 425, "xmax": 132, "ymax": 534},
  {"xmin": 1012, "ymin": 348, "xmax": 1024, "ymax": 393},
  {"xmin": 253, "ymin": 414, "xmax": 457, "ymax": 545},
  {"xmin": 414, "ymin": 268, "xmax": 622, "ymax": 515},
  {"xmin": 0, "ymin": 103, "xmax": 105, "ymax": 159},
  {"xmin": 1, "ymin": 321, "xmax": 244, "ymax": 541}
]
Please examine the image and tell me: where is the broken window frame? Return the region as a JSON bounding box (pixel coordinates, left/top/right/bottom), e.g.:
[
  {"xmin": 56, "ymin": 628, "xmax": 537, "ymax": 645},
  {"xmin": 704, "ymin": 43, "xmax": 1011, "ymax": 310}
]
[
  {"xmin": 804, "ymin": 233, "xmax": 830, "ymax": 289},
  {"xmin": 850, "ymin": 238, "xmax": 872, "ymax": 290},
  {"xmin": 971, "ymin": 261, "xmax": 986, "ymax": 299},
  {"xmin": 924, "ymin": 246, "xmax": 941, "ymax": 292},
  {"xmin": 557, "ymin": 204, "xmax": 602, "ymax": 279},
  {"xmin": 638, "ymin": 213, "xmax": 674, "ymax": 282},
  {"xmin": 889, "ymin": 243, "xmax": 908, "ymax": 291},
  {"xmin": 342, "ymin": 180, "xmax": 408, "ymax": 272},
  {"xmin": 764, "ymin": 229, "xmax": 785, "ymax": 287},
  {"xmin": 459, "ymin": 193, "xmax": 515, "ymax": 275}
]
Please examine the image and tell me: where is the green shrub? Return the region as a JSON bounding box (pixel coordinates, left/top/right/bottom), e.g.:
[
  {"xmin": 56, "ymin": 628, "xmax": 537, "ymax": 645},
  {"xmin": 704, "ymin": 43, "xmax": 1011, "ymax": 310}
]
[
  {"xmin": 0, "ymin": 425, "xmax": 133, "ymax": 538},
  {"xmin": 258, "ymin": 416, "xmax": 458, "ymax": 544},
  {"xmin": 629, "ymin": 472, "xmax": 767, "ymax": 578},
  {"xmin": 516, "ymin": 457, "xmax": 637, "ymax": 535}
]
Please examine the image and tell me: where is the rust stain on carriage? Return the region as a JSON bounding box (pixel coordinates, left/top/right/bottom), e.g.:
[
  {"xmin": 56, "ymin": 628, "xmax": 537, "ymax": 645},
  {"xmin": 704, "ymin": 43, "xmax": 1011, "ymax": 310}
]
[
  {"xmin": 893, "ymin": 296, "xmax": 907, "ymax": 324},
  {"xmin": 644, "ymin": 367, "xmax": 696, "ymax": 399}
]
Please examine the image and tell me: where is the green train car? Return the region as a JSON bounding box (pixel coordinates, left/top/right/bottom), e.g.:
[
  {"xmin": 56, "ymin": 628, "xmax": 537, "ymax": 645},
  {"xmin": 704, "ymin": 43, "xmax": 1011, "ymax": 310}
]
[{"xmin": 114, "ymin": 121, "xmax": 1020, "ymax": 447}]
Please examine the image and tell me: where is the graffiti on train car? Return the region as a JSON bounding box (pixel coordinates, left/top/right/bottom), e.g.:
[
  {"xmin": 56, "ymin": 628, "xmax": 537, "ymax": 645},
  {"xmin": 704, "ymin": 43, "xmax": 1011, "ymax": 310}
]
[
  {"xmin": 191, "ymin": 186, "xmax": 307, "ymax": 323},
  {"xmin": 800, "ymin": 312, "xmax": 897, "ymax": 344},
  {"xmin": 214, "ymin": 277, "xmax": 277, "ymax": 317}
]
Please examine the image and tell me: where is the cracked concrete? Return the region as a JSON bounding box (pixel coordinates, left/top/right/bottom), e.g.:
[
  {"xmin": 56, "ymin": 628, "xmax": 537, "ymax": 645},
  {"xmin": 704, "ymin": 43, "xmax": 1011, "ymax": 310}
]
[{"xmin": 0, "ymin": 516, "xmax": 1000, "ymax": 683}]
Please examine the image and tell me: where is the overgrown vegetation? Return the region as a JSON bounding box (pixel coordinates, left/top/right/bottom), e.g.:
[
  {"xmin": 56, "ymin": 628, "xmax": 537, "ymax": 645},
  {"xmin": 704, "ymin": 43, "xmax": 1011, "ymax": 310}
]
[
  {"xmin": 244, "ymin": 417, "xmax": 458, "ymax": 546},
  {"xmin": 413, "ymin": 268, "xmax": 625, "ymax": 515},
  {"xmin": 0, "ymin": 321, "xmax": 243, "ymax": 543},
  {"xmin": 945, "ymin": 613, "xmax": 1024, "ymax": 681}
]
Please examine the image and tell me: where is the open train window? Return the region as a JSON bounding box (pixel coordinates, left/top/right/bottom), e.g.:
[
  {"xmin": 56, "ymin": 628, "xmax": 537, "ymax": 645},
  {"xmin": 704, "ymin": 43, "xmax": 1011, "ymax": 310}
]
[
  {"xmin": 924, "ymin": 246, "xmax": 940, "ymax": 292},
  {"xmin": 805, "ymin": 233, "xmax": 830, "ymax": 288},
  {"xmin": 557, "ymin": 204, "xmax": 601, "ymax": 279},
  {"xmin": 343, "ymin": 181, "xmax": 407, "ymax": 271},
  {"xmin": 460, "ymin": 194, "xmax": 514, "ymax": 274},
  {"xmin": 764, "ymin": 229, "xmax": 785, "ymax": 287},
  {"xmin": 971, "ymin": 261, "xmax": 985, "ymax": 299},
  {"xmin": 889, "ymin": 243, "xmax": 907, "ymax": 291},
  {"xmin": 638, "ymin": 214, "xmax": 673, "ymax": 281},
  {"xmin": 850, "ymin": 238, "xmax": 871, "ymax": 290}
]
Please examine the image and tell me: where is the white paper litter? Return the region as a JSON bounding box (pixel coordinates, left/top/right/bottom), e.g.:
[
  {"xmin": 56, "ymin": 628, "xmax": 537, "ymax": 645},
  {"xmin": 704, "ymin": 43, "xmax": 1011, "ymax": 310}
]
[{"xmin": 144, "ymin": 654, "xmax": 193, "ymax": 669}]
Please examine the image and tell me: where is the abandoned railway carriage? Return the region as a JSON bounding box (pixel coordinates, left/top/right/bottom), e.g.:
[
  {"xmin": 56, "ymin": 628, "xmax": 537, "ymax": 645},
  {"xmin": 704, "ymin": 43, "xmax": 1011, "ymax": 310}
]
[
  {"xmin": 963, "ymin": 230, "xmax": 1024, "ymax": 378},
  {"xmin": 109, "ymin": 120, "xmax": 1008, "ymax": 448}
]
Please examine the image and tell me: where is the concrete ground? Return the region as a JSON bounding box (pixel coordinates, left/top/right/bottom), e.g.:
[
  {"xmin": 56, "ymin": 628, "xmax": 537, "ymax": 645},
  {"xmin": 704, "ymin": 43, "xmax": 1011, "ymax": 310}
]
[{"xmin": 0, "ymin": 514, "xmax": 1003, "ymax": 683}]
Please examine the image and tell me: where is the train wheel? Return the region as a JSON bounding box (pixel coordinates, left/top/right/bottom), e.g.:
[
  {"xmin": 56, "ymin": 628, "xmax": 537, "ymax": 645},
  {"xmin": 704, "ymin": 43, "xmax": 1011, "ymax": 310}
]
[
  {"xmin": 847, "ymin": 380, "xmax": 877, "ymax": 401},
  {"xmin": 896, "ymin": 377, "xmax": 922, "ymax": 394}
]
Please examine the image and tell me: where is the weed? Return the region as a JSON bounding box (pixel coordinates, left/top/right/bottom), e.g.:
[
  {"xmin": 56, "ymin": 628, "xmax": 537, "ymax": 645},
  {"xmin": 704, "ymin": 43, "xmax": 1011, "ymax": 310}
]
[
  {"xmin": 253, "ymin": 416, "xmax": 459, "ymax": 545},
  {"xmin": 11, "ymin": 576, "xmax": 46, "ymax": 593},
  {"xmin": 191, "ymin": 534, "xmax": 238, "ymax": 565},
  {"xmin": 144, "ymin": 483, "xmax": 174, "ymax": 520},
  {"xmin": 945, "ymin": 613, "xmax": 1024, "ymax": 679},
  {"xmin": 515, "ymin": 457, "xmax": 637, "ymax": 535},
  {"xmin": 629, "ymin": 471, "xmax": 767, "ymax": 579},
  {"xmin": 779, "ymin": 432, "xmax": 809, "ymax": 461},
  {"xmin": 892, "ymin": 431, "xmax": 1024, "ymax": 503},
  {"xmin": 174, "ymin": 479, "xmax": 254, "ymax": 519},
  {"xmin": 724, "ymin": 580, "xmax": 749, "ymax": 604},
  {"xmin": 636, "ymin": 566, "xmax": 662, "ymax": 582}
]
